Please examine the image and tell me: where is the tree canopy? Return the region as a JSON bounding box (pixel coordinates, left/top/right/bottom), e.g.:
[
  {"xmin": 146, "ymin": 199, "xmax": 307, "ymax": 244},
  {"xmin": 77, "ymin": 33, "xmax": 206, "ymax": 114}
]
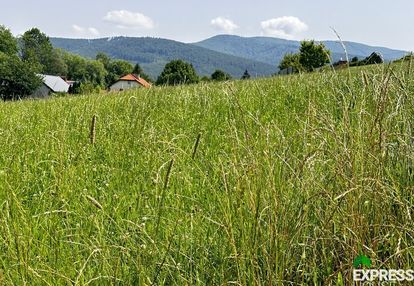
[
  {"xmin": 156, "ymin": 60, "xmax": 199, "ymax": 85},
  {"xmin": 64, "ymin": 53, "xmax": 107, "ymax": 87},
  {"xmin": 299, "ymin": 40, "xmax": 331, "ymax": 72},
  {"xmin": 278, "ymin": 40, "xmax": 331, "ymax": 73},
  {"xmin": 0, "ymin": 25, "xmax": 18, "ymax": 56},
  {"xmin": 21, "ymin": 28, "xmax": 67, "ymax": 75},
  {"xmin": 0, "ymin": 52, "xmax": 42, "ymax": 100},
  {"xmin": 0, "ymin": 26, "xmax": 42, "ymax": 100},
  {"xmin": 211, "ymin": 70, "xmax": 231, "ymax": 81},
  {"xmin": 106, "ymin": 60, "xmax": 134, "ymax": 86},
  {"xmin": 278, "ymin": 53, "xmax": 302, "ymax": 72}
]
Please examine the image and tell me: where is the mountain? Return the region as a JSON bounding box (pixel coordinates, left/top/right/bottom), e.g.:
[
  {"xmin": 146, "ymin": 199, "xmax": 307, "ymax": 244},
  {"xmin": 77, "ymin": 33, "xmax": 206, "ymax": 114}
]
[
  {"xmin": 50, "ymin": 37, "xmax": 277, "ymax": 79},
  {"xmin": 194, "ymin": 35, "xmax": 408, "ymax": 66},
  {"xmin": 51, "ymin": 35, "xmax": 408, "ymax": 80}
]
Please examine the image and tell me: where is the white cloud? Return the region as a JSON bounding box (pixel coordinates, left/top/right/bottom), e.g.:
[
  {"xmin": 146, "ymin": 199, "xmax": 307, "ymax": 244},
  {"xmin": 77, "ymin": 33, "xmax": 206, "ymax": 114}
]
[
  {"xmin": 72, "ymin": 25, "xmax": 100, "ymax": 37},
  {"xmin": 103, "ymin": 10, "xmax": 154, "ymax": 29},
  {"xmin": 211, "ymin": 17, "xmax": 238, "ymax": 34},
  {"xmin": 261, "ymin": 16, "xmax": 308, "ymax": 39}
]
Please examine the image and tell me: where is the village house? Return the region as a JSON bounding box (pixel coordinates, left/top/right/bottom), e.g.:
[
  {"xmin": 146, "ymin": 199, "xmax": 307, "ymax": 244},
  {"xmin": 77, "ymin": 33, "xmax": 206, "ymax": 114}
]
[
  {"xmin": 31, "ymin": 74, "xmax": 70, "ymax": 98},
  {"xmin": 109, "ymin": 74, "xmax": 151, "ymax": 91}
]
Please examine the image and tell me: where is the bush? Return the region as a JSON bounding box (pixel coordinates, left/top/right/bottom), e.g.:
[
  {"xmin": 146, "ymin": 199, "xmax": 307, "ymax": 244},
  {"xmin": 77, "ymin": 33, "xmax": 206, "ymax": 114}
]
[{"xmin": 211, "ymin": 70, "xmax": 232, "ymax": 81}]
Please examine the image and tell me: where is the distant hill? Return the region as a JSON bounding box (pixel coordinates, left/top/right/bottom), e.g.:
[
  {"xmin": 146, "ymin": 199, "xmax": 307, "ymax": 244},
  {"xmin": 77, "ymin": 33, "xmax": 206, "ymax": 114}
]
[
  {"xmin": 51, "ymin": 35, "xmax": 408, "ymax": 79},
  {"xmin": 194, "ymin": 35, "xmax": 408, "ymax": 66},
  {"xmin": 50, "ymin": 37, "xmax": 277, "ymax": 79}
]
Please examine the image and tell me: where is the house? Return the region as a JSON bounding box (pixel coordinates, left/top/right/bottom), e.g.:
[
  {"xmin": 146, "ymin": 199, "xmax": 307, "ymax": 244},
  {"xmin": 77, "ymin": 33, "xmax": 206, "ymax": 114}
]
[
  {"xmin": 31, "ymin": 74, "xmax": 70, "ymax": 98},
  {"xmin": 109, "ymin": 74, "xmax": 151, "ymax": 91}
]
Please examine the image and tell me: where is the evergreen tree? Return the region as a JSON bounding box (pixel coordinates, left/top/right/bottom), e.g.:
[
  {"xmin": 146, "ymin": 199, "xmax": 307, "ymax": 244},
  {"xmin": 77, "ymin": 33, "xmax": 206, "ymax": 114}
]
[
  {"xmin": 132, "ymin": 63, "xmax": 143, "ymax": 75},
  {"xmin": 241, "ymin": 70, "xmax": 251, "ymax": 80}
]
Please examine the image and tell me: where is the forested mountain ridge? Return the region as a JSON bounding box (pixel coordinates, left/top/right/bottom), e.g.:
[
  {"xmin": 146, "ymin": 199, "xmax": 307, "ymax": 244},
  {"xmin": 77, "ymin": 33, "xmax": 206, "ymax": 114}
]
[
  {"xmin": 51, "ymin": 37, "xmax": 277, "ymax": 78},
  {"xmin": 194, "ymin": 35, "xmax": 407, "ymax": 65}
]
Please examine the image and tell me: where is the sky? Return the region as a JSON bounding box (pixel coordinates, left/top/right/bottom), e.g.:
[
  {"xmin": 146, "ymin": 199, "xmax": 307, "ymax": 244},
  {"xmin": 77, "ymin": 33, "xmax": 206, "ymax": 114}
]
[{"xmin": 0, "ymin": 0, "xmax": 413, "ymax": 51}]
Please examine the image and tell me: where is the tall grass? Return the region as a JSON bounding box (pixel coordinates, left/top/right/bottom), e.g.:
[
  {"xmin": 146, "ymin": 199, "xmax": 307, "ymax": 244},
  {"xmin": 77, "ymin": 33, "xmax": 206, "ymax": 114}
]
[{"xmin": 0, "ymin": 62, "xmax": 413, "ymax": 285}]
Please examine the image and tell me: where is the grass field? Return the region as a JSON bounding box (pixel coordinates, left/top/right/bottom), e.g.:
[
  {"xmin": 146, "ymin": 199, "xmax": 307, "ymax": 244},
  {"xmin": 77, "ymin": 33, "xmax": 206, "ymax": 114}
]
[{"xmin": 0, "ymin": 62, "xmax": 413, "ymax": 285}]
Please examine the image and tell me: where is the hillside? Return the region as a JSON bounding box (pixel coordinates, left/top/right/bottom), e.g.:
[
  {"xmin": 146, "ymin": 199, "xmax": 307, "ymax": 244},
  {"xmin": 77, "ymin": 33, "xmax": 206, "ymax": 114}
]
[
  {"xmin": 1, "ymin": 62, "xmax": 413, "ymax": 284},
  {"xmin": 194, "ymin": 34, "xmax": 408, "ymax": 66},
  {"xmin": 50, "ymin": 37, "xmax": 276, "ymax": 79}
]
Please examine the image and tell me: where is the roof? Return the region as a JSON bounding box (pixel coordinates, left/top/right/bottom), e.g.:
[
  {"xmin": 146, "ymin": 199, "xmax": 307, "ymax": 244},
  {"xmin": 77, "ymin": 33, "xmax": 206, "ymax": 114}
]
[
  {"xmin": 38, "ymin": 74, "xmax": 70, "ymax": 93},
  {"xmin": 117, "ymin": 74, "xmax": 151, "ymax": 88}
]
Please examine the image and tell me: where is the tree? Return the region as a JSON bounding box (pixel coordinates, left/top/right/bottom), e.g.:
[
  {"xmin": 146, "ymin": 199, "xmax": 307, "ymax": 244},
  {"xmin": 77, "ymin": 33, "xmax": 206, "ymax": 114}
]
[
  {"xmin": 21, "ymin": 28, "xmax": 54, "ymax": 73},
  {"xmin": 132, "ymin": 63, "xmax": 143, "ymax": 75},
  {"xmin": 20, "ymin": 28, "xmax": 67, "ymax": 75},
  {"xmin": 86, "ymin": 60, "xmax": 107, "ymax": 87},
  {"xmin": 298, "ymin": 40, "xmax": 330, "ymax": 72},
  {"xmin": 156, "ymin": 60, "xmax": 199, "ymax": 85},
  {"xmin": 241, "ymin": 70, "xmax": 251, "ymax": 80},
  {"xmin": 211, "ymin": 69, "xmax": 231, "ymax": 81},
  {"xmin": 96, "ymin": 52, "xmax": 111, "ymax": 70},
  {"xmin": 64, "ymin": 53, "xmax": 88, "ymax": 82},
  {"xmin": 132, "ymin": 63, "xmax": 153, "ymax": 83},
  {"xmin": 363, "ymin": 52, "xmax": 383, "ymax": 65},
  {"xmin": 105, "ymin": 60, "xmax": 134, "ymax": 86},
  {"xmin": 0, "ymin": 52, "xmax": 42, "ymax": 100},
  {"xmin": 64, "ymin": 52, "xmax": 107, "ymax": 88},
  {"xmin": 278, "ymin": 53, "xmax": 302, "ymax": 73},
  {"xmin": 351, "ymin": 56, "xmax": 359, "ymax": 63},
  {"xmin": 0, "ymin": 25, "xmax": 18, "ymax": 56},
  {"xmin": 47, "ymin": 49, "xmax": 68, "ymax": 76}
]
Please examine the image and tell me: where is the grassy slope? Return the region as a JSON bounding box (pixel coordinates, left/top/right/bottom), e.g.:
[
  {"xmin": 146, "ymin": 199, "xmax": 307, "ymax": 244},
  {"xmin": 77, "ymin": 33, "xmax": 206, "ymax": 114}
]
[{"xmin": 0, "ymin": 63, "xmax": 413, "ymax": 285}]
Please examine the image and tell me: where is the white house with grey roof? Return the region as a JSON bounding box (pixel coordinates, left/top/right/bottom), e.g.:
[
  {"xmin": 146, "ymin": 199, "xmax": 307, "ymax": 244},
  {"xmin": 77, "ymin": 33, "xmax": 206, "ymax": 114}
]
[{"xmin": 31, "ymin": 74, "xmax": 70, "ymax": 98}]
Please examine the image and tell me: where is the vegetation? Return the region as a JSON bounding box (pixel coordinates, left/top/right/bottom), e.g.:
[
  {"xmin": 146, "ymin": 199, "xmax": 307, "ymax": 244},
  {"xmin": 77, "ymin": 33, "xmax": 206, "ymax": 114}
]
[
  {"xmin": 0, "ymin": 26, "xmax": 42, "ymax": 100},
  {"xmin": 21, "ymin": 28, "xmax": 67, "ymax": 75},
  {"xmin": 299, "ymin": 40, "xmax": 331, "ymax": 72},
  {"xmin": 0, "ymin": 53, "xmax": 42, "ymax": 100},
  {"xmin": 195, "ymin": 35, "xmax": 407, "ymax": 68},
  {"xmin": 279, "ymin": 40, "xmax": 331, "ymax": 73},
  {"xmin": 241, "ymin": 69, "xmax": 251, "ymax": 79},
  {"xmin": 132, "ymin": 63, "xmax": 153, "ymax": 83},
  {"xmin": 156, "ymin": 60, "xmax": 199, "ymax": 85},
  {"xmin": 0, "ymin": 25, "xmax": 157, "ymax": 99},
  {"xmin": 0, "ymin": 25, "xmax": 18, "ymax": 55},
  {"xmin": 64, "ymin": 53, "xmax": 107, "ymax": 88},
  {"xmin": 211, "ymin": 69, "xmax": 231, "ymax": 81},
  {"xmin": 278, "ymin": 53, "xmax": 302, "ymax": 72},
  {"xmin": 50, "ymin": 37, "xmax": 277, "ymax": 78},
  {"xmin": 350, "ymin": 52, "xmax": 384, "ymax": 67},
  {"xmin": 1, "ymin": 61, "xmax": 412, "ymax": 284}
]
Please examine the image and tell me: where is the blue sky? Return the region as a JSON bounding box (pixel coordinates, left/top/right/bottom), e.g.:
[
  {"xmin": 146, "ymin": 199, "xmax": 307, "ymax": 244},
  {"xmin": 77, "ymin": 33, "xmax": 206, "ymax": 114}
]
[{"xmin": 1, "ymin": 0, "xmax": 413, "ymax": 51}]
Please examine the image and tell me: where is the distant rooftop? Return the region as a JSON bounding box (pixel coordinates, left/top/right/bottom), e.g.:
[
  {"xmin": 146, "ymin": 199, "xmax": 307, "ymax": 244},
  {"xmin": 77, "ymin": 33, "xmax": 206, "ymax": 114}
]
[{"xmin": 38, "ymin": 74, "xmax": 70, "ymax": 93}]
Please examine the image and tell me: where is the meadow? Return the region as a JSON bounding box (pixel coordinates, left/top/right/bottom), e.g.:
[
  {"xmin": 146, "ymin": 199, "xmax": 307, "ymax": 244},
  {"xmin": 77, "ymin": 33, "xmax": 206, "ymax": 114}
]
[{"xmin": 0, "ymin": 62, "xmax": 413, "ymax": 285}]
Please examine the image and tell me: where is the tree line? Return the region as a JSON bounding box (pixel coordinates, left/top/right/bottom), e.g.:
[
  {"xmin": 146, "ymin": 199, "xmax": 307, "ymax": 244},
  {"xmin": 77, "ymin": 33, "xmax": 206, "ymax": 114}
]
[
  {"xmin": 0, "ymin": 25, "xmax": 250, "ymax": 100},
  {"xmin": 1, "ymin": 24, "xmax": 388, "ymax": 100},
  {"xmin": 278, "ymin": 40, "xmax": 385, "ymax": 73},
  {"xmin": 0, "ymin": 25, "xmax": 158, "ymax": 99}
]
